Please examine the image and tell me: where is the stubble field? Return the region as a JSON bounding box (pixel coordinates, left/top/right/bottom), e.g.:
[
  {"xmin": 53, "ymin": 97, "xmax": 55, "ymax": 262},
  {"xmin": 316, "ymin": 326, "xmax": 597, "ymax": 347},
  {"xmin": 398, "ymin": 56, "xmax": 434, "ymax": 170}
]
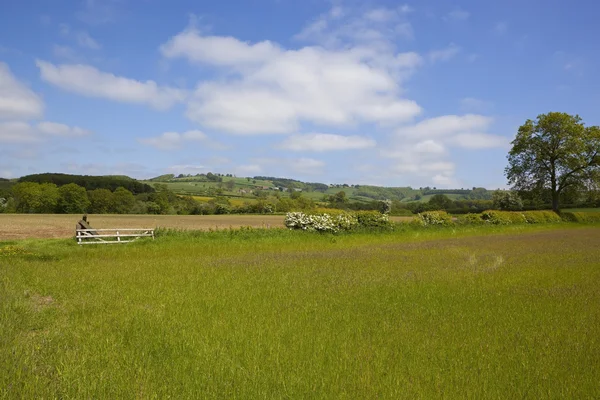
[{"xmin": 0, "ymin": 214, "xmax": 415, "ymax": 240}]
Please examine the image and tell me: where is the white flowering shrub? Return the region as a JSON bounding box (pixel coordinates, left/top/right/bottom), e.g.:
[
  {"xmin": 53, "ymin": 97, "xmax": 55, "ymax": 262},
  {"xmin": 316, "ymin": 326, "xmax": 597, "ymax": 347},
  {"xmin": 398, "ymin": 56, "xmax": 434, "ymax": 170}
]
[{"xmin": 284, "ymin": 212, "xmax": 358, "ymax": 233}]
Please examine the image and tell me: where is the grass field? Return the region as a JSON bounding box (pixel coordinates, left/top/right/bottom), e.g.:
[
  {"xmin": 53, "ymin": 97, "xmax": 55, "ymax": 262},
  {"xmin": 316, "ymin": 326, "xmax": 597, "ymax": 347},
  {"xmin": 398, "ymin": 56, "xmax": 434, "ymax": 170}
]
[
  {"xmin": 1, "ymin": 224, "xmax": 600, "ymax": 398},
  {"xmin": 0, "ymin": 214, "xmax": 415, "ymax": 240}
]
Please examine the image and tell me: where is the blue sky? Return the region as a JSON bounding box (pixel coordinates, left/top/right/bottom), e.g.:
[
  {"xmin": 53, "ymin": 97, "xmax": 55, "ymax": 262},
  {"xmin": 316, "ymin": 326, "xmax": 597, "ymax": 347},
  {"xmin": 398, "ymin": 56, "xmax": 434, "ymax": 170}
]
[{"xmin": 0, "ymin": 0, "xmax": 598, "ymax": 188}]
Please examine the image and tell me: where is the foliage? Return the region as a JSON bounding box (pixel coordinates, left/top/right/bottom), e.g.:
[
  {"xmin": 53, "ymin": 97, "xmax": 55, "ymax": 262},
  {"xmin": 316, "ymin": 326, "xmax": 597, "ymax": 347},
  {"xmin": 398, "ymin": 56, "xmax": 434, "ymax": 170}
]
[
  {"xmin": 506, "ymin": 112, "xmax": 600, "ymax": 211},
  {"xmin": 112, "ymin": 187, "xmax": 136, "ymax": 214},
  {"xmin": 284, "ymin": 212, "xmax": 356, "ymax": 233},
  {"xmin": 521, "ymin": 211, "xmax": 562, "ymax": 224},
  {"xmin": 414, "ymin": 211, "xmax": 454, "ymax": 226},
  {"xmin": 354, "ymin": 211, "xmax": 391, "ymax": 228},
  {"xmin": 481, "ymin": 210, "xmax": 527, "ymax": 225},
  {"xmin": 57, "ymin": 183, "xmax": 91, "ymax": 213},
  {"xmin": 560, "ymin": 211, "xmax": 600, "ymax": 223},
  {"xmin": 428, "ymin": 194, "xmax": 454, "ymax": 210},
  {"xmin": 456, "ymin": 213, "xmax": 485, "ymax": 225},
  {"xmin": 492, "ymin": 190, "xmax": 523, "ymax": 211},
  {"xmin": 11, "ymin": 182, "xmax": 60, "ymax": 213},
  {"xmin": 19, "ymin": 173, "xmax": 154, "ymax": 194}
]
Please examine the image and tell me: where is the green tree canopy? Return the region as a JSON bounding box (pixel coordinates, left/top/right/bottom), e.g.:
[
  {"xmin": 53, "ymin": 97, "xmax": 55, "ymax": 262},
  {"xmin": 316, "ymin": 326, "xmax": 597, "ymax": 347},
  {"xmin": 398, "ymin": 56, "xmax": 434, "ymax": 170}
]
[
  {"xmin": 506, "ymin": 112, "xmax": 600, "ymax": 211},
  {"xmin": 112, "ymin": 187, "xmax": 135, "ymax": 214},
  {"xmin": 428, "ymin": 194, "xmax": 453, "ymax": 210},
  {"xmin": 58, "ymin": 183, "xmax": 91, "ymax": 214},
  {"xmin": 12, "ymin": 182, "xmax": 59, "ymax": 213},
  {"xmin": 88, "ymin": 189, "xmax": 114, "ymax": 214}
]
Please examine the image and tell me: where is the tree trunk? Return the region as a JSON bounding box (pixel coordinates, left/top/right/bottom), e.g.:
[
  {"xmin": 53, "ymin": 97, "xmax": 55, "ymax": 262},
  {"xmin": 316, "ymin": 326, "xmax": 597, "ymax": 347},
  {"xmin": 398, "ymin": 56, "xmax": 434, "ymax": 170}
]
[{"xmin": 552, "ymin": 190, "xmax": 560, "ymax": 212}]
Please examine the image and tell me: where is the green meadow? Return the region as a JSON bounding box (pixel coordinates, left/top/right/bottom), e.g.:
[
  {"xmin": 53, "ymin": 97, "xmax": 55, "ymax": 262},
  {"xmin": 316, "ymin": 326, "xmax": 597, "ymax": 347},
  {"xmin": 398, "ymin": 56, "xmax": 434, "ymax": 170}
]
[{"xmin": 1, "ymin": 224, "xmax": 600, "ymax": 398}]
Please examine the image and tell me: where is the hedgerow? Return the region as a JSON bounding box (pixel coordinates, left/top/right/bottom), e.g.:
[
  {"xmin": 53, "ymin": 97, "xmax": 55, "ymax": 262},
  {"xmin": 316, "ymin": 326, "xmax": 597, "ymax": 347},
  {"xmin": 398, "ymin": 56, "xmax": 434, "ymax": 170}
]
[
  {"xmin": 560, "ymin": 212, "xmax": 600, "ymax": 223},
  {"xmin": 284, "ymin": 211, "xmax": 390, "ymax": 233},
  {"xmin": 414, "ymin": 211, "xmax": 454, "ymax": 227}
]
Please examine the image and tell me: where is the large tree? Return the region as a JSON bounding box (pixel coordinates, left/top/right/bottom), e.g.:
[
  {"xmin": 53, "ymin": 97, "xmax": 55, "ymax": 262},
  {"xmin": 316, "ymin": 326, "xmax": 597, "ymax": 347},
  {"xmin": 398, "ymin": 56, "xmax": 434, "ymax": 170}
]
[{"xmin": 505, "ymin": 112, "xmax": 600, "ymax": 211}]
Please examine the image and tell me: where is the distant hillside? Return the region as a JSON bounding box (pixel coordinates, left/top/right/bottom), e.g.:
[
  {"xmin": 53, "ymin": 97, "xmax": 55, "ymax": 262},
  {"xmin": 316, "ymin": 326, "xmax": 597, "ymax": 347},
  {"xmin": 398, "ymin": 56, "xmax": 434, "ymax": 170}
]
[
  {"xmin": 19, "ymin": 173, "xmax": 155, "ymax": 194},
  {"xmin": 147, "ymin": 172, "xmax": 493, "ymax": 203}
]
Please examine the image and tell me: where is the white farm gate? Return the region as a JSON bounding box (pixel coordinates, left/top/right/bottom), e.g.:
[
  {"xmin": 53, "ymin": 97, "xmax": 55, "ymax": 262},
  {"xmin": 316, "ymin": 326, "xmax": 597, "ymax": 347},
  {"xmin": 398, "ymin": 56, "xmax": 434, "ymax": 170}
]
[{"xmin": 76, "ymin": 228, "xmax": 155, "ymax": 245}]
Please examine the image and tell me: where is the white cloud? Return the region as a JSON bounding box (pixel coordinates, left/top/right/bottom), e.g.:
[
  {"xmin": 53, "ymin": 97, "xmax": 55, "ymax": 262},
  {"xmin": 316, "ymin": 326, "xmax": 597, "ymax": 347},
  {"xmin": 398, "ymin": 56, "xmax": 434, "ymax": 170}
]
[
  {"xmin": 164, "ymin": 27, "xmax": 422, "ymax": 134},
  {"xmin": 235, "ymin": 164, "xmax": 263, "ymax": 175},
  {"xmin": 382, "ymin": 114, "xmax": 506, "ymax": 187},
  {"xmin": 290, "ymin": 158, "xmax": 325, "ymax": 175},
  {"xmin": 399, "ymin": 4, "xmax": 414, "ymax": 14},
  {"xmin": 428, "ymin": 43, "xmax": 461, "ymax": 62},
  {"xmin": 444, "ymin": 9, "xmax": 470, "ymax": 22},
  {"xmin": 0, "ymin": 121, "xmax": 92, "ymax": 143},
  {"xmin": 52, "ymin": 45, "xmax": 80, "ymax": 62},
  {"xmin": 36, "ymin": 60, "xmax": 186, "ymax": 110},
  {"xmin": 278, "ymin": 133, "xmax": 376, "ymax": 152},
  {"xmin": 160, "ymin": 29, "xmax": 280, "ymax": 66},
  {"xmin": 37, "ymin": 121, "xmax": 92, "ymax": 137},
  {"xmin": 138, "ymin": 130, "xmax": 208, "ymax": 150},
  {"xmin": 413, "ymin": 139, "xmax": 445, "ymax": 154},
  {"xmin": 76, "ymin": 31, "xmax": 101, "ymax": 49},
  {"xmin": 59, "ymin": 24, "xmax": 101, "ymax": 49},
  {"xmin": 295, "ymin": 4, "xmax": 414, "ymax": 47},
  {"xmin": 396, "ymin": 114, "xmax": 492, "ymax": 139},
  {"xmin": 451, "ymin": 133, "xmax": 509, "ymax": 149},
  {"xmin": 165, "ymin": 164, "xmax": 210, "ymax": 175},
  {"xmin": 365, "ymin": 8, "xmax": 400, "ymax": 22},
  {"xmin": 0, "ymin": 62, "xmax": 44, "ymax": 120},
  {"xmin": 0, "ymin": 121, "xmax": 39, "ymax": 143}
]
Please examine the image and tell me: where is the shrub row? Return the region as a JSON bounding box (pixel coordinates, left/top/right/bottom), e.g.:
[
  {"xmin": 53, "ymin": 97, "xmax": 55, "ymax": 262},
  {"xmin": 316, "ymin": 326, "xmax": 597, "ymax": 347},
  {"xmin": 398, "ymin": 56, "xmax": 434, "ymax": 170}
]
[
  {"xmin": 285, "ymin": 211, "xmax": 391, "ymax": 233},
  {"xmin": 417, "ymin": 210, "xmax": 565, "ymax": 226},
  {"xmin": 559, "ymin": 212, "xmax": 600, "ymax": 223},
  {"xmin": 414, "ymin": 211, "xmax": 454, "ymax": 227}
]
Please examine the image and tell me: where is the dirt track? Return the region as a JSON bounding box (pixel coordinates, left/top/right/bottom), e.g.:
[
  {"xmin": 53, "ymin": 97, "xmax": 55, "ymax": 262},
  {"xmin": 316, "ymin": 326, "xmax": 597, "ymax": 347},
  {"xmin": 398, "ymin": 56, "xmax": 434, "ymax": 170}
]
[{"xmin": 0, "ymin": 214, "xmax": 413, "ymax": 240}]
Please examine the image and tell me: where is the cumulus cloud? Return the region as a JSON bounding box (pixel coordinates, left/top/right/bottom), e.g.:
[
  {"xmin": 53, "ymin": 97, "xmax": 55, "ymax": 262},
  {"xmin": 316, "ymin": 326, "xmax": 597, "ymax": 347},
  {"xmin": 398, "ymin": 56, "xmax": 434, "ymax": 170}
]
[
  {"xmin": 0, "ymin": 121, "xmax": 92, "ymax": 143},
  {"xmin": 0, "ymin": 62, "xmax": 44, "ymax": 120},
  {"xmin": 451, "ymin": 133, "xmax": 510, "ymax": 149},
  {"xmin": 138, "ymin": 130, "xmax": 208, "ymax": 150},
  {"xmin": 395, "ymin": 114, "xmax": 493, "ymax": 139},
  {"xmin": 278, "ymin": 133, "xmax": 376, "ymax": 152},
  {"xmin": 162, "ymin": 20, "xmax": 422, "ymax": 134},
  {"xmin": 380, "ymin": 114, "xmax": 508, "ymax": 187},
  {"xmin": 160, "ymin": 31, "xmax": 280, "ymax": 66},
  {"xmin": 37, "ymin": 121, "xmax": 92, "ymax": 137},
  {"xmin": 36, "ymin": 60, "xmax": 186, "ymax": 110}
]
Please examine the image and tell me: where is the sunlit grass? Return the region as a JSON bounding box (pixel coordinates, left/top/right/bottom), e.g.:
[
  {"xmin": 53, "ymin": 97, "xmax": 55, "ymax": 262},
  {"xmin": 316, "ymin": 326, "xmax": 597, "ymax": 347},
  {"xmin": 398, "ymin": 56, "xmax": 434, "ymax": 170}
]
[{"xmin": 1, "ymin": 224, "xmax": 599, "ymax": 398}]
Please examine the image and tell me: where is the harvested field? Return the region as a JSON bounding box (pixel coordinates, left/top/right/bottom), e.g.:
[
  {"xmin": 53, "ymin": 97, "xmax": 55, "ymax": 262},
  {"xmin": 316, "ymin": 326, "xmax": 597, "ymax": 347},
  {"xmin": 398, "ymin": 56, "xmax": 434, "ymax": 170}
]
[{"xmin": 0, "ymin": 214, "xmax": 413, "ymax": 240}]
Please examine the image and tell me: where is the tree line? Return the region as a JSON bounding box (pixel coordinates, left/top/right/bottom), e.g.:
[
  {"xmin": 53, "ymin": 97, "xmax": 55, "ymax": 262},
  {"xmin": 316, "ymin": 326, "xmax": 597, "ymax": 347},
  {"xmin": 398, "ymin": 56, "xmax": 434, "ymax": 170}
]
[{"xmin": 19, "ymin": 173, "xmax": 155, "ymax": 194}]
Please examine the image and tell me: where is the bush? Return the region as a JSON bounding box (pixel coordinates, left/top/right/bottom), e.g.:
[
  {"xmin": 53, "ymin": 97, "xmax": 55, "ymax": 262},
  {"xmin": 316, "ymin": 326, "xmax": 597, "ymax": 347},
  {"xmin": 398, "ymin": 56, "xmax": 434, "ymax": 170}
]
[
  {"xmin": 560, "ymin": 212, "xmax": 600, "ymax": 223},
  {"xmin": 355, "ymin": 211, "xmax": 392, "ymax": 228},
  {"xmin": 481, "ymin": 210, "xmax": 526, "ymax": 225},
  {"xmin": 414, "ymin": 211, "xmax": 454, "ymax": 227},
  {"xmin": 522, "ymin": 211, "xmax": 561, "ymax": 223},
  {"xmin": 456, "ymin": 213, "xmax": 484, "ymax": 225},
  {"xmin": 284, "ymin": 212, "xmax": 358, "ymax": 233},
  {"xmin": 284, "ymin": 211, "xmax": 391, "ymax": 232}
]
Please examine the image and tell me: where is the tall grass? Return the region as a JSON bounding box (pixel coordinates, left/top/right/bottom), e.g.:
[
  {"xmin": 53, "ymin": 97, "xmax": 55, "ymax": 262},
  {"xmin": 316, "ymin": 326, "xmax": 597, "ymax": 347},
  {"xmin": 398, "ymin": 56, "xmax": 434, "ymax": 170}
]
[{"xmin": 1, "ymin": 225, "xmax": 600, "ymax": 398}]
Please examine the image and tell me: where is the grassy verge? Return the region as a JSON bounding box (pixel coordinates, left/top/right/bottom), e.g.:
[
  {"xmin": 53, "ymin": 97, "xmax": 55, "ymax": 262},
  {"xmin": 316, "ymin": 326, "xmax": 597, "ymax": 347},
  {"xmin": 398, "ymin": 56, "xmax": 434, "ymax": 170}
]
[{"xmin": 1, "ymin": 224, "xmax": 600, "ymax": 398}]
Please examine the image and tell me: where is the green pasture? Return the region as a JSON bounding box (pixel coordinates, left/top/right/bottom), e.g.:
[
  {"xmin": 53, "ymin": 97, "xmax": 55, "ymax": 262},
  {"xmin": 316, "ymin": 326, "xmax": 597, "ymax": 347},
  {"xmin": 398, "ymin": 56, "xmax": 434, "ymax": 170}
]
[{"xmin": 2, "ymin": 224, "xmax": 600, "ymax": 398}]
